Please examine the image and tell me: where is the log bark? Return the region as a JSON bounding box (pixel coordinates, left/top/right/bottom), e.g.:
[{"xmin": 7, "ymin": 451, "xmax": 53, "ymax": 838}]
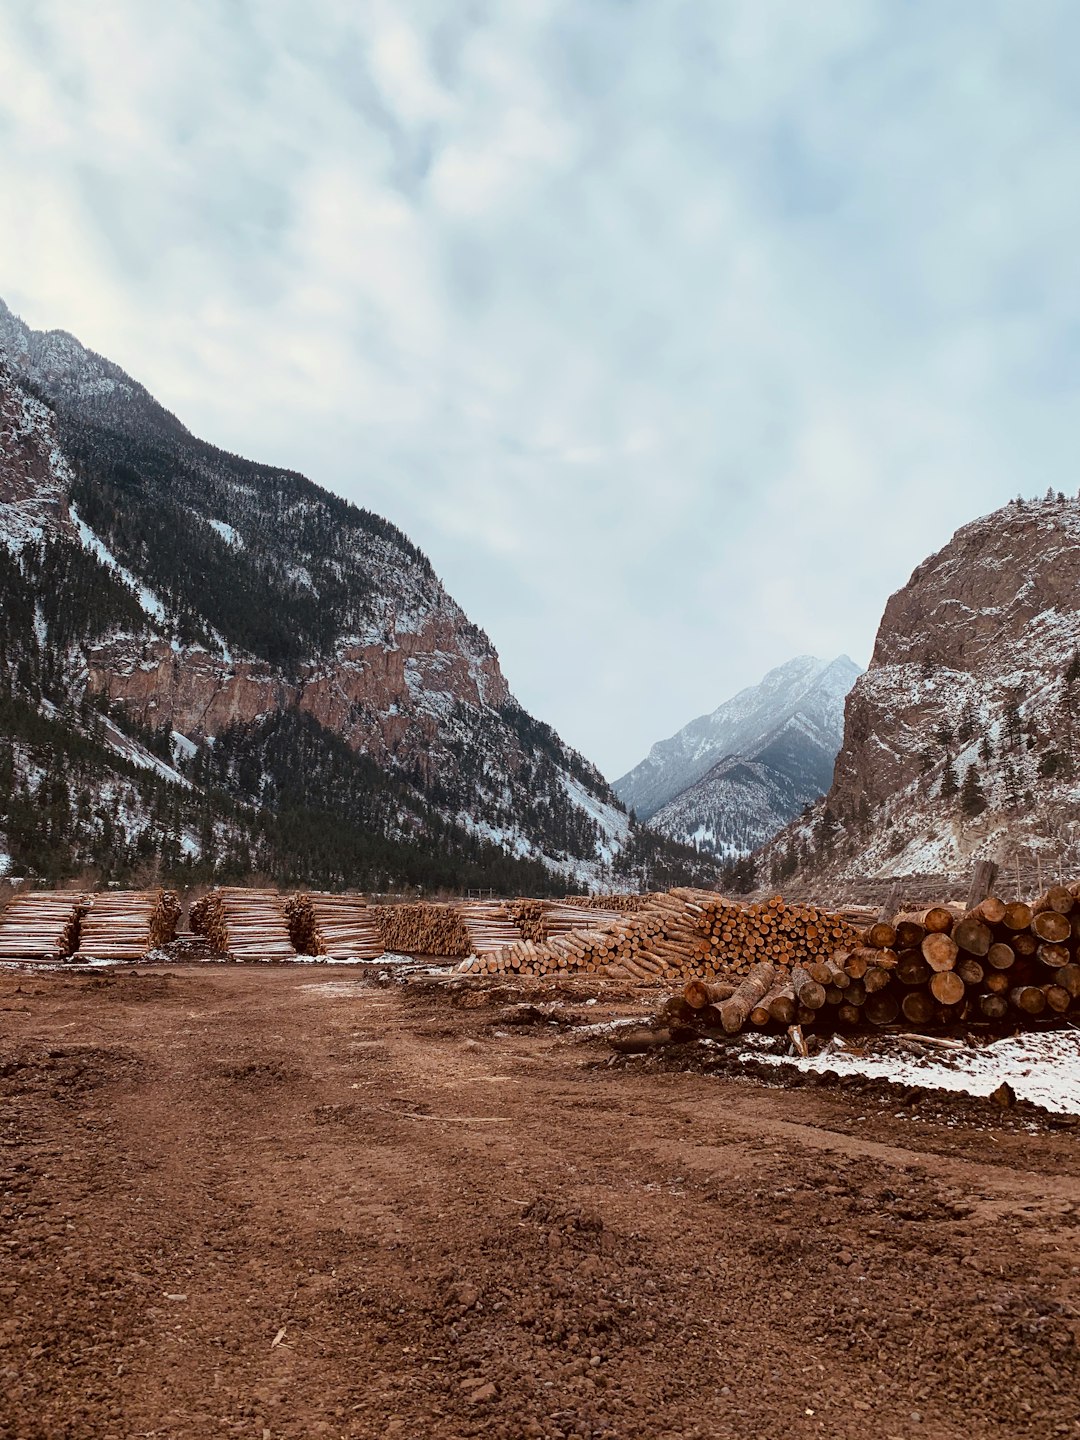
[{"xmin": 719, "ymin": 962, "xmax": 776, "ymax": 1034}]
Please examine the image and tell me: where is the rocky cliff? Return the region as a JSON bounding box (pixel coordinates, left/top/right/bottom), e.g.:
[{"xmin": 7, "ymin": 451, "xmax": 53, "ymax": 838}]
[
  {"xmin": 0, "ymin": 298, "xmax": 709, "ymax": 891},
  {"xmin": 761, "ymin": 494, "xmax": 1080, "ymax": 889}
]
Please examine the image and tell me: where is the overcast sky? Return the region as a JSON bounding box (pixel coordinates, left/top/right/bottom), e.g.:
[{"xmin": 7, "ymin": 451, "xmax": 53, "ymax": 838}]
[{"xmin": 2, "ymin": 2, "xmax": 1079, "ymax": 779}]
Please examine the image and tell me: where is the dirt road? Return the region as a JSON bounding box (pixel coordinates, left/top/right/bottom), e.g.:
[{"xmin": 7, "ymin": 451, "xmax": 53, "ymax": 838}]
[{"xmin": 1, "ymin": 965, "xmax": 1078, "ymax": 1439}]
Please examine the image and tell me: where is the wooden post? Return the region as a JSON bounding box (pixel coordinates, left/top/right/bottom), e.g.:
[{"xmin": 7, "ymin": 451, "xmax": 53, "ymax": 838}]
[{"xmin": 965, "ymin": 860, "xmax": 999, "ymax": 912}]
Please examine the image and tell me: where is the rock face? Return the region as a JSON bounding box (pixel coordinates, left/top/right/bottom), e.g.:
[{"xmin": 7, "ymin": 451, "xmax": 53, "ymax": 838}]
[
  {"xmin": 763, "ymin": 495, "xmax": 1080, "ymax": 886},
  {"xmin": 615, "ymin": 655, "xmax": 861, "ymax": 857},
  {"xmin": 0, "ymin": 297, "xmax": 707, "ymax": 889}
]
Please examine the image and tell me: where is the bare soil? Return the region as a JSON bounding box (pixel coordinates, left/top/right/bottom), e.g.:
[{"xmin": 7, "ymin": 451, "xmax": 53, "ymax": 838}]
[{"xmin": 1, "ymin": 964, "xmax": 1078, "ymax": 1440}]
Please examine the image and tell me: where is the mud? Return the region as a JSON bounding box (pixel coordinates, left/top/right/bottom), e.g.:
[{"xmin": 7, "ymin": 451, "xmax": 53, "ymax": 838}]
[{"xmin": 1, "ymin": 965, "xmax": 1078, "ymax": 1439}]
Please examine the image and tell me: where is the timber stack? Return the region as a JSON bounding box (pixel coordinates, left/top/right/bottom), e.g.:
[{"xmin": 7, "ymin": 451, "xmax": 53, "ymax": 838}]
[
  {"xmin": 669, "ymin": 883, "xmax": 1080, "ymax": 1037},
  {"xmin": 74, "ymin": 890, "xmax": 180, "ymax": 962},
  {"xmin": 459, "ymin": 901, "xmax": 526, "ymax": 956},
  {"xmin": 455, "ymin": 889, "xmax": 857, "ymax": 982},
  {"xmin": 0, "ymin": 891, "xmax": 88, "ymax": 961},
  {"xmin": 376, "ymin": 902, "xmax": 471, "ymax": 957},
  {"xmin": 285, "ymin": 894, "xmax": 385, "ymax": 959},
  {"xmin": 190, "ymin": 888, "xmax": 297, "ymax": 960},
  {"xmin": 508, "ymin": 899, "xmax": 627, "ymax": 944},
  {"xmin": 562, "ymin": 894, "xmax": 650, "ymax": 913}
]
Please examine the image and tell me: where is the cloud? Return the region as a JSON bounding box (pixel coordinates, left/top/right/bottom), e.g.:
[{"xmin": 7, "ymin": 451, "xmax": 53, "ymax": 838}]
[{"xmin": 1, "ymin": 2, "xmax": 1079, "ymax": 777}]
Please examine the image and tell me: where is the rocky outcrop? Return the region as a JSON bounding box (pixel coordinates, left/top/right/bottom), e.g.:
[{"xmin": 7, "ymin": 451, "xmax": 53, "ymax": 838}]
[{"xmin": 764, "ymin": 494, "xmax": 1080, "ymax": 885}]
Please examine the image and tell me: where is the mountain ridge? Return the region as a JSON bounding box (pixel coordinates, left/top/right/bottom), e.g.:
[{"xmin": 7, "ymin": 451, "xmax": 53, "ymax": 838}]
[{"xmin": 0, "ymin": 297, "xmax": 711, "ymax": 892}]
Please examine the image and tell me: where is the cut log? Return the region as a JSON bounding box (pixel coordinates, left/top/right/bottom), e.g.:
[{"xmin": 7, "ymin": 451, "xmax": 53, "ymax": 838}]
[
  {"xmin": 1010, "ymin": 985, "xmax": 1047, "ymax": 1016},
  {"xmin": 955, "ymin": 956, "xmax": 985, "ymax": 987},
  {"xmin": 719, "ymin": 962, "xmax": 776, "ymax": 1035},
  {"xmin": 864, "ymin": 992, "xmax": 900, "ymax": 1026},
  {"xmin": 971, "ymin": 895, "xmax": 1006, "ymax": 926},
  {"xmin": 952, "ymin": 915, "xmax": 992, "ymax": 957},
  {"xmin": 921, "ymin": 932, "xmax": 958, "ymax": 972},
  {"xmin": 929, "ymin": 971, "xmax": 966, "ymax": 1006},
  {"xmin": 986, "ymin": 942, "xmax": 1015, "ymax": 971},
  {"xmin": 1031, "ymin": 911, "xmax": 1071, "ymax": 944},
  {"xmin": 863, "ymin": 922, "xmax": 897, "ymax": 950},
  {"xmin": 1043, "ymin": 984, "xmax": 1072, "ymax": 1014},
  {"xmin": 1037, "ymin": 943, "xmax": 1071, "ymax": 971},
  {"xmin": 978, "ymin": 993, "xmax": 1009, "ymax": 1020},
  {"xmin": 1001, "ymin": 901, "xmax": 1033, "ymax": 931},
  {"xmin": 1058, "ymin": 964, "xmax": 1080, "ymax": 998},
  {"xmin": 895, "ymin": 920, "xmax": 928, "ymax": 949},
  {"xmin": 1033, "ymin": 885, "xmax": 1074, "ymax": 916},
  {"xmin": 896, "ymin": 950, "xmax": 931, "ymax": 986},
  {"xmin": 901, "ymin": 990, "xmax": 936, "ymax": 1024},
  {"xmin": 767, "ymin": 984, "xmax": 798, "ymax": 1026},
  {"xmin": 863, "ymin": 965, "xmax": 894, "ymax": 994},
  {"xmin": 791, "ymin": 966, "xmax": 826, "ymax": 1010},
  {"xmin": 923, "ymin": 906, "xmax": 955, "ymax": 934}
]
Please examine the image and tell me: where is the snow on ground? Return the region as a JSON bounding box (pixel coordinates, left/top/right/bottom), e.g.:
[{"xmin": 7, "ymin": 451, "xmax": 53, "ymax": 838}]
[
  {"xmin": 69, "ymin": 503, "xmax": 168, "ymax": 625},
  {"xmin": 751, "ymin": 1029, "xmax": 1080, "ymax": 1115},
  {"xmin": 207, "ymin": 518, "xmax": 241, "ymax": 547},
  {"xmin": 99, "ymin": 716, "xmax": 192, "ymax": 788}
]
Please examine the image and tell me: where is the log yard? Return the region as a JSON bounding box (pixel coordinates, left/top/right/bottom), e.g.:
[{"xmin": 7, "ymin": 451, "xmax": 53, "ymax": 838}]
[{"xmin": 1, "ymin": 875, "xmax": 1077, "ymax": 1439}]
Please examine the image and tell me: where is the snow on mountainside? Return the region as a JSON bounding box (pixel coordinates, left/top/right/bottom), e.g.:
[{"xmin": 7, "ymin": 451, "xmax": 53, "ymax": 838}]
[
  {"xmin": 760, "ymin": 493, "xmax": 1080, "ymax": 889},
  {"xmin": 0, "ymin": 297, "xmax": 711, "ymax": 890},
  {"xmin": 615, "ymin": 656, "xmax": 861, "ymax": 858}
]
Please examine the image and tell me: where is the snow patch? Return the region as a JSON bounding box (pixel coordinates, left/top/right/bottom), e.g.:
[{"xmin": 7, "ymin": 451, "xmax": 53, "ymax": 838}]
[{"xmin": 69, "ymin": 503, "xmax": 168, "ymax": 625}]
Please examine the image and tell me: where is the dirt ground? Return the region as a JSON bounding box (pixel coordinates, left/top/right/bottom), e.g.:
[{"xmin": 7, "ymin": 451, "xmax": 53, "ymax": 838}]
[{"xmin": 1, "ymin": 965, "xmax": 1078, "ymax": 1440}]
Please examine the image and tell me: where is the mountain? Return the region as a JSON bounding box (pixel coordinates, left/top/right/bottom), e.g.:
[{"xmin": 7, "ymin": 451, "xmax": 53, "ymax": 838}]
[
  {"xmin": 613, "ymin": 656, "xmax": 861, "ymax": 857},
  {"xmin": 0, "ymin": 297, "xmax": 711, "ymax": 892},
  {"xmin": 759, "ymin": 493, "xmax": 1080, "ymax": 890}
]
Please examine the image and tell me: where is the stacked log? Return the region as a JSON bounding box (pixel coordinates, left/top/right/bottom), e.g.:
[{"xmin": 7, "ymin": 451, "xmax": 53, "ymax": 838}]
[
  {"xmin": 460, "ymin": 901, "xmax": 526, "ymax": 955},
  {"xmin": 376, "ymin": 903, "xmax": 471, "ymax": 957},
  {"xmin": 675, "ymin": 884, "xmax": 1080, "ymax": 1038},
  {"xmin": 73, "ymin": 890, "xmax": 180, "ymax": 961},
  {"xmin": 561, "ymin": 893, "xmax": 650, "ymax": 913},
  {"xmin": 189, "ymin": 888, "xmax": 297, "ymax": 960},
  {"xmin": 0, "ymin": 891, "xmax": 88, "ymax": 961},
  {"xmin": 508, "ymin": 899, "xmax": 627, "ymax": 944},
  {"xmin": 455, "ymin": 889, "xmax": 858, "ymax": 982},
  {"xmin": 284, "ymin": 894, "xmax": 385, "ymax": 959}
]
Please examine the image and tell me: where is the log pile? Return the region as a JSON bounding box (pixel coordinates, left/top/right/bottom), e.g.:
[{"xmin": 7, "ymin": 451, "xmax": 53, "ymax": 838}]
[
  {"xmin": 73, "ymin": 890, "xmax": 180, "ymax": 961},
  {"xmin": 667, "ymin": 884, "xmax": 1080, "ymax": 1038},
  {"xmin": 376, "ymin": 903, "xmax": 471, "ymax": 957},
  {"xmin": 459, "ymin": 901, "xmax": 527, "ymax": 956},
  {"xmin": 0, "ymin": 891, "xmax": 88, "ymax": 961},
  {"xmin": 562, "ymin": 893, "xmax": 650, "ymax": 913},
  {"xmin": 284, "ymin": 894, "xmax": 385, "ymax": 959},
  {"xmin": 189, "ymin": 888, "xmax": 297, "ymax": 960},
  {"xmin": 455, "ymin": 889, "xmax": 857, "ymax": 982},
  {"xmin": 507, "ymin": 899, "xmax": 627, "ymax": 944}
]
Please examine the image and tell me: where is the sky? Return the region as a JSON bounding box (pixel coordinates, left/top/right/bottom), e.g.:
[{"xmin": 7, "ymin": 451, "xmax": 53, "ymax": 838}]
[{"xmin": 2, "ymin": 2, "xmax": 1079, "ymax": 780}]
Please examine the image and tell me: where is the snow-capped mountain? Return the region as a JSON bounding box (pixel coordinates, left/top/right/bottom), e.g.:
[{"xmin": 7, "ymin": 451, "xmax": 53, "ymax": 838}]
[
  {"xmin": 760, "ymin": 494, "xmax": 1080, "ymax": 888},
  {"xmin": 0, "ymin": 297, "xmax": 709, "ymax": 891},
  {"xmin": 613, "ymin": 656, "xmax": 861, "ymax": 857}
]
